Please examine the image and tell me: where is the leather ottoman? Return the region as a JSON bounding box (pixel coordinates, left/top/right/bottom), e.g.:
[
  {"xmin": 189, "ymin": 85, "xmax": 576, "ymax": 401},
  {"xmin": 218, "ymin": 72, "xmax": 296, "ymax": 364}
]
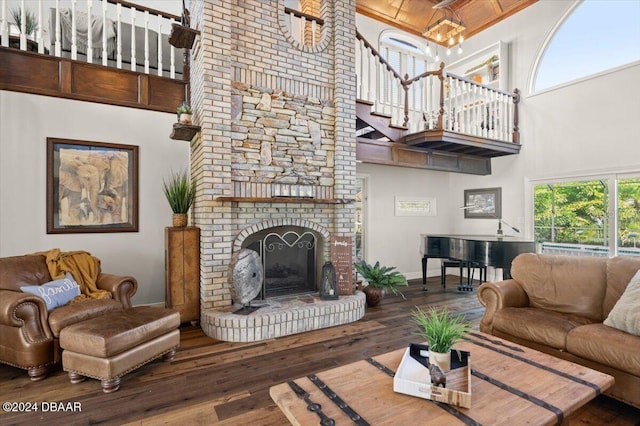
[{"xmin": 59, "ymin": 306, "xmax": 180, "ymax": 393}]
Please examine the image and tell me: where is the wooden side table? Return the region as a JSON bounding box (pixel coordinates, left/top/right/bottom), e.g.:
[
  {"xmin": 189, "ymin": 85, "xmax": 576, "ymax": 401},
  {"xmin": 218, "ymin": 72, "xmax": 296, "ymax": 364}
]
[{"xmin": 165, "ymin": 226, "xmax": 200, "ymax": 324}]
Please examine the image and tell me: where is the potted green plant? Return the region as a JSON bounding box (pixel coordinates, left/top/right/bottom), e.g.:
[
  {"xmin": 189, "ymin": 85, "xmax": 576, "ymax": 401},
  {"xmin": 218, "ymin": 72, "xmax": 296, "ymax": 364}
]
[
  {"xmin": 10, "ymin": 8, "xmax": 38, "ymax": 38},
  {"xmin": 411, "ymin": 306, "xmax": 470, "ymax": 372},
  {"xmin": 176, "ymin": 102, "xmax": 193, "ymax": 124},
  {"xmin": 353, "ymin": 260, "xmax": 407, "ymax": 307},
  {"xmin": 162, "ymin": 170, "xmax": 196, "ymax": 227}
]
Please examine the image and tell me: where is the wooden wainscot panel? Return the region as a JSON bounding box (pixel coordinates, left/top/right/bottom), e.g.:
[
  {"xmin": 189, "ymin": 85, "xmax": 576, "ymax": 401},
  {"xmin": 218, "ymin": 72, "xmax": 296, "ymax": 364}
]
[
  {"xmin": 71, "ymin": 62, "xmax": 139, "ymax": 103},
  {"xmin": 356, "ymin": 138, "xmax": 393, "ymax": 162},
  {"xmin": 0, "ymin": 47, "xmax": 185, "ymax": 114},
  {"xmin": 0, "ymin": 48, "xmax": 60, "ymax": 92},
  {"xmin": 393, "ymin": 146, "xmax": 428, "ymax": 167},
  {"xmin": 148, "ymin": 75, "xmax": 185, "ymax": 110}
]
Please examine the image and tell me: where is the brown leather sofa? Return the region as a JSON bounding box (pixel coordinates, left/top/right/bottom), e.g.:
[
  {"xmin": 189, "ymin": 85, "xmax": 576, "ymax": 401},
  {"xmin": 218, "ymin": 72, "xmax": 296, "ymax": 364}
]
[
  {"xmin": 478, "ymin": 253, "xmax": 640, "ymax": 408},
  {"xmin": 0, "ymin": 254, "xmax": 137, "ymax": 380}
]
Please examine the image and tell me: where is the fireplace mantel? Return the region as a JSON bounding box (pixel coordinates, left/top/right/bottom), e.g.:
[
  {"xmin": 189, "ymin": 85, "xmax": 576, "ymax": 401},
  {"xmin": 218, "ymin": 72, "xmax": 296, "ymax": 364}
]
[{"xmin": 217, "ymin": 197, "xmax": 355, "ymax": 204}]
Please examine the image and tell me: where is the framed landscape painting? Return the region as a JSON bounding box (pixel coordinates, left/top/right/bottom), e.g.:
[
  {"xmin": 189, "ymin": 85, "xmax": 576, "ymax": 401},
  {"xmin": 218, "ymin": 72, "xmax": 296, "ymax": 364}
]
[
  {"xmin": 463, "ymin": 187, "xmax": 502, "ymax": 219},
  {"xmin": 46, "ymin": 138, "xmax": 139, "ymax": 233}
]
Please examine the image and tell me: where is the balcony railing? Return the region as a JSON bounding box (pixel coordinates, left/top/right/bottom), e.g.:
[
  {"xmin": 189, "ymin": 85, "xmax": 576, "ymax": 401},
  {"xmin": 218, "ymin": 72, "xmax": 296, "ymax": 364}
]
[
  {"xmin": 283, "ymin": 7, "xmax": 323, "ymax": 48},
  {"xmin": 356, "ymin": 30, "xmax": 520, "ymax": 143},
  {"xmin": 1, "ymin": 0, "xmax": 184, "ymax": 79}
]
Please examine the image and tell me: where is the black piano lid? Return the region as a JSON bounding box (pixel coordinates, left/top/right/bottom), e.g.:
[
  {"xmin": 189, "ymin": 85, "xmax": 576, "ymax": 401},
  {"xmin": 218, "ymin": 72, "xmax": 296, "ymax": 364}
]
[{"xmin": 424, "ymin": 234, "xmax": 536, "ymax": 243}]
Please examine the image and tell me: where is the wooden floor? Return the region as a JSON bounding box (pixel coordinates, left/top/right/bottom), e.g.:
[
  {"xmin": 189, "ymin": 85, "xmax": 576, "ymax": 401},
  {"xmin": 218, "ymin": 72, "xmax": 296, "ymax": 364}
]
[{"xmin": 1, "ymin": 277, "xmax": 639, "ymax": 425}]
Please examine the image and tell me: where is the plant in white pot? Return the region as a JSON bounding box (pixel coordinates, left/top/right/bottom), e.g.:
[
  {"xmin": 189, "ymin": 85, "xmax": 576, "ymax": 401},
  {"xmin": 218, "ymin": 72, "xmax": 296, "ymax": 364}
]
[
  {"xmin": 176, "ymin": 102, "xmax": 193, "ymax": 124},
  {"xmin": 162, "ymin": 170, "xmax": 195, "ymax": 227},
  {"xmin": 411, "ymin": 306, "xmax": 470, "ymax": 372},
  {"xmin": 353, "ymin": 260, "xmax": 407, "ymax": 307}
]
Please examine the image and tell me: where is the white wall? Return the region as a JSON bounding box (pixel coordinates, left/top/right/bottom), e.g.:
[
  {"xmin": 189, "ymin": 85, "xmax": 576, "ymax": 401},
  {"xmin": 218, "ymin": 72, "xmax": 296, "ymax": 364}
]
[
  {"xmin": 448, "ymin": 0, "xmax": 640, "ymax": 237},
  {"xmin": 356, "ymin": 163, "xmax": 452, "ymax": 279},
  {"xmin": 357, "ymin": 0, "xmax": 640, "ymax": 269},
  {"xmin": 0, "ymin": 91, "xmax": 190, "ymax": 305}
]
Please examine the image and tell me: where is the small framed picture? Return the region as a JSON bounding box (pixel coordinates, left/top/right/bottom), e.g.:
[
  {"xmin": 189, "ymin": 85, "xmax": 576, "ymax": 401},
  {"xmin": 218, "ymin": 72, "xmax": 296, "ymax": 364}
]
[
  {"xmin": 46, "ymin": 138, "xmax": 139, "ymax": 233},
  {"xmin": 463, "ymin": 187, "xmax": 501, "ymax": 219}
]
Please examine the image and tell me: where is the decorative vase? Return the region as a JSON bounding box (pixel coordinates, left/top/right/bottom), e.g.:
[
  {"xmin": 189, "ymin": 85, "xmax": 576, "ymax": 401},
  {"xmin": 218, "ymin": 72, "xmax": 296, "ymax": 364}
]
[
  {"xmin": 362, "ymin": 286, "xmax": 385, "ymax": 307},
  {"xmin": 172, "ymin": 213, "xmax": 188, "ymax": 227},
  {"xmin": 178, "ymin": 113, "xmax": 192, "ymax": 125},
  {"xmin": 429, "ymin": 350, "xmax": 451, "ymax": 373}
]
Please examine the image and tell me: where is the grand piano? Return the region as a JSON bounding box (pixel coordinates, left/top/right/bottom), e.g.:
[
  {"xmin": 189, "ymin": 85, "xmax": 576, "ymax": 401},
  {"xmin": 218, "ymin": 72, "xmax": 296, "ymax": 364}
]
[{"xmin": 421, "ymin": 234, "xmax": 539, "ymax": 288}]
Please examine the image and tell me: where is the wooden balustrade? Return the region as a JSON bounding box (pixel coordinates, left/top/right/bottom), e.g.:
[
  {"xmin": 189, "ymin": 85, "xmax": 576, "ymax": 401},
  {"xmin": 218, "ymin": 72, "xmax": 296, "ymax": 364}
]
[
  {"xmin": 284, "ymin": 7, "xmax": 323, "ymax": 48},
  {"xmin": 356, "ymin": 31, "xmax": 520, "ymax": 144},
  {"xmin": 0, "ymin": 0, "xmax": 183, "ymax": 79}
]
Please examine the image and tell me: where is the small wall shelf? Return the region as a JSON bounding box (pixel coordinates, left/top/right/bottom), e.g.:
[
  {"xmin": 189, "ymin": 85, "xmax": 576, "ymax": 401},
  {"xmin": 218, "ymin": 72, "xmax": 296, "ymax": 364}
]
[
  {"xmin": 169, "ymin": 23, "xmax": 200, "ymax": 49},
  {"xmin": 170, "ymin": 123, "xmax": 201, "ymax": 141}
]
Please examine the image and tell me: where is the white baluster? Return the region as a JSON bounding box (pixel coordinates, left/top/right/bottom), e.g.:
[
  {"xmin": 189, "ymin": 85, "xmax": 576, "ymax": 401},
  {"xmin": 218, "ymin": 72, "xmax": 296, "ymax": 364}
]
[
  {"xmin": 102, "ymin": 0, "xmax": 108, "ymax": 66},
  {"xmin": 19, "ymin": 0, "xmax": 25, "ymax": 50},
  {"xmin": 54, "ymin": 0, "xmax": 60, "ymax": 56},
  {"xmin": 357, "ymin": 40, "xmax": 363, "ymax": 100},
  {"xmin": 0, "ymin": 0, "xmax": 7, "ymax": 48},
  {"xmin": 144, "ymin": 10, "xmax": 149, "ymax": 74},
  {"xmin": 70, "ymin": 0, "xmax": 76, "ymax": 60},
  {"xmin": 130, "ymin": 7, "xmax": 136, "ymax": 71},
  {"xmin": 86, "ymin": 0, "xmax": 92, "ymax": 63},
  {"xmin": 300, "ymin": 16, "xmax": 305, "ymax": 45},
  {"xmin": 311, "ymin": 19, "xmax": 316, "ymax": 47},
  {"xmin": 367, "ymin": 46, "xmax": 373, "ymax": 102},
  {"xmin": 170, "ymin": 19, "xmax": 175, "ymax": 79},
  {"xmin": 471, "ymin": 85, "xmax": 478, "ymax": 136},
  {"xmin": 116, "ymin": 3, "xmax": 122, "ymax": 68},
  {"xmin": 37, "ymin": 0, "xmax": 43, "ymax": 53},
  {"xmin": 157, "ymin": 14, "xmax": 162, "ymax": 76}
]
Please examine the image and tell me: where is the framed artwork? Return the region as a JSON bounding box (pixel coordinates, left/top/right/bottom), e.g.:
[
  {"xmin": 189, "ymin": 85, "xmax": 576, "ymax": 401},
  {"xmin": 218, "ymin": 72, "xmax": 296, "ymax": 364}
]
[
  {"xmin": 47, "ymin": 138, "xmax": 139, "ymax": 233},
  {"xmin": 394, "ymin": 196, "xmax": 437, "ymax": 217},
  {"xmin": 463, "ymin": 187, "xmax": 501, "ymax": 219}
]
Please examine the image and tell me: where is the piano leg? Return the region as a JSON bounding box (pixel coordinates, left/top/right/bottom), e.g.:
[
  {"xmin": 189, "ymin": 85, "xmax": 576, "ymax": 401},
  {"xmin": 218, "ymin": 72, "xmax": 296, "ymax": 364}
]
[{"xmin": 421, "ymin": 256, "xmax": 428, "ymax": 291}]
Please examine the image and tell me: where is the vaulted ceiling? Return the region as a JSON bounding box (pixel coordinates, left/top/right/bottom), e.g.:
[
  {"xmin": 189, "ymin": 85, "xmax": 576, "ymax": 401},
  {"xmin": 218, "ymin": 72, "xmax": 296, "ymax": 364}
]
[{"xmin": 356, "ymin": 0, "xmax": 538, "ymax": 46}]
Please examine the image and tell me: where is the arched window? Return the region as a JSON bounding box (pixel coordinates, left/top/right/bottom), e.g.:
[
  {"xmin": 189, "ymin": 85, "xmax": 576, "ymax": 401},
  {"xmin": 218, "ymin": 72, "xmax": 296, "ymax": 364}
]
[
  {"xmin": 532, "ymin": 0, "xmax": 640, "ymax": 93},
  {"xmin": 379, "ymin": 31, "xmax": 434, "ymax": 110},
  {"xmin": 379, "ymin": 31, "xmax": 433, "ymax": 80}
]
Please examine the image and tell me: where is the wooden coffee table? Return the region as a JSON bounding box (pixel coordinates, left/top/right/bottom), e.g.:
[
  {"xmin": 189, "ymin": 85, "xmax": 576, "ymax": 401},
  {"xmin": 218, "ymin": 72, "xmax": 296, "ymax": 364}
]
[{"xmin": 270, "ymin": 332, "xmax": 614, "ymax": 425}]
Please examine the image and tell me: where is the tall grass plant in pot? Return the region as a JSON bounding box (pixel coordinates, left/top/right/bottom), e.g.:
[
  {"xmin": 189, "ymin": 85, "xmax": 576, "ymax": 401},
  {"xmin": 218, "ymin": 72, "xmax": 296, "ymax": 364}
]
[
  {"xmin": 411, "ymin": 306, "xmax": 470, "ymax": 372},
  {"xmin": 162, "ymin": 170, "xmax": 195, "ymax": 227}
]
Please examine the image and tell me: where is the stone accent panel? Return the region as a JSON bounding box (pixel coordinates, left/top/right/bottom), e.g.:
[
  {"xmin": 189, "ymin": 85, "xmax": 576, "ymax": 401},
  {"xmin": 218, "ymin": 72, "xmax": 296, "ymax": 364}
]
[{"xmin": 230, "ymin": 81, "xmax": 336, "ymax": 197}]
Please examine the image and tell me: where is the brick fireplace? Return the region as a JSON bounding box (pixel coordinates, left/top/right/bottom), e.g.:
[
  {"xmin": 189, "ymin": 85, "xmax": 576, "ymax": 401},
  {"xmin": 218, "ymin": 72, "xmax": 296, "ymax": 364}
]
[{"xmin": 188, "ymin": 0, "xmax": 361, "ymax": 342}]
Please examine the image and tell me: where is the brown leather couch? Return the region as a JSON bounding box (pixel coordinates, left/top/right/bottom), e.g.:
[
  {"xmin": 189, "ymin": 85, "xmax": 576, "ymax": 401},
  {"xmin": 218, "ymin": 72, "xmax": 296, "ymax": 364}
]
[
  {"xmin": 478, "ymin": 253, "xmax": 640, "ymax": 408},
  {"xmin": 0, "ymin": 254, "xmax": 137, "ymax": 380}
]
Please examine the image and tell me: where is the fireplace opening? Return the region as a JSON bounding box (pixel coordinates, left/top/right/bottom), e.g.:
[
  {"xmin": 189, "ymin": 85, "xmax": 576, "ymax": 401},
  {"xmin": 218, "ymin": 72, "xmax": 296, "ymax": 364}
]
[{"xmin": 244, "ymin": 226, "xmax": 322, "ymax": 299}]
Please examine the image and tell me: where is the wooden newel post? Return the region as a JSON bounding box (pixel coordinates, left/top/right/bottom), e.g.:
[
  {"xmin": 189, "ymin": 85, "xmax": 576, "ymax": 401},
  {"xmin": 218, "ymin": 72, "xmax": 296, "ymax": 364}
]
[
  {"xmin": 437, "ymin": 62, "xmax": 445, "ymax": 130},
  {"xmin": 512, "ymin": 88, "xmax": 520, "ymax": 144},
  {"xmin": 403, "ymin": 73, "xmax": 410, "ymax": 128}
]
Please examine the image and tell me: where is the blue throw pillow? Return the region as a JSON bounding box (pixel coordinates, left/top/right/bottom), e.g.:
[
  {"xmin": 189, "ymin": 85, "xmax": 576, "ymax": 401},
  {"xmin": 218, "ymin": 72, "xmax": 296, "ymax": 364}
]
[{"xmin": 21, "ymin": 273, "xmax": 81, "ymax": 311}]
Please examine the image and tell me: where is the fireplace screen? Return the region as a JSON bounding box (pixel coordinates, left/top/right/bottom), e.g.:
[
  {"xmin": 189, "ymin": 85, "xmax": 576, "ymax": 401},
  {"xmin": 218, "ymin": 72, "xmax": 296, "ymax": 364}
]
[{"xmin": 260, "ymin": 230, "xmax": 317, "ymax": 299}]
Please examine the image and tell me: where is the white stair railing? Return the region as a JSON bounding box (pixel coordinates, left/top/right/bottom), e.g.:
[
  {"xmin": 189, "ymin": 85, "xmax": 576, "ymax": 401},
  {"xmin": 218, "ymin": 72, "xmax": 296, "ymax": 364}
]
[
  {"xmin": 0, "ymin": 0, "xmax": 184, "ymax": 80},
  {"xmin": 356, "ymin": 30, "xmax": 520, "ymax": 143}
]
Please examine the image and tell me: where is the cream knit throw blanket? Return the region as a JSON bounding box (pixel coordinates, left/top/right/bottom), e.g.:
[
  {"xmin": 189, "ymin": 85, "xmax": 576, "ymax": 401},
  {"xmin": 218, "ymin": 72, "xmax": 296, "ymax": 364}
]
[{"xmin": 59, "ymin": 8, "xmax": 116, "ymax": 59}]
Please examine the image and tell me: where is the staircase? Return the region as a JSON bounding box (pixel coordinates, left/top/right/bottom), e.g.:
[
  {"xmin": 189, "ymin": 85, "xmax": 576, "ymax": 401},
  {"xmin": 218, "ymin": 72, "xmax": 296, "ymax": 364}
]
[{"xmin": 356, "ymin": 99, "xmax": 495, "ymax": 175}]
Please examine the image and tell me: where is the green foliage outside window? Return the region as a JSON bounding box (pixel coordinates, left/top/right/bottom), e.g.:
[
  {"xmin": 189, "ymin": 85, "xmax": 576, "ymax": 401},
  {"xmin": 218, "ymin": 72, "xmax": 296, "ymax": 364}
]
[{"xmin": 534, "ymin": 178, "xmax": 640, "ymax": 248}]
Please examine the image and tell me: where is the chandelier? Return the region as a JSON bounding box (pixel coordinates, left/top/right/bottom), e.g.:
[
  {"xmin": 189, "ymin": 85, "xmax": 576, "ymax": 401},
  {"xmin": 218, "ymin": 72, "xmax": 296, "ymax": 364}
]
[{"xmin": 422, "ymin": 7, "xmax": 465, "ymax": 56}]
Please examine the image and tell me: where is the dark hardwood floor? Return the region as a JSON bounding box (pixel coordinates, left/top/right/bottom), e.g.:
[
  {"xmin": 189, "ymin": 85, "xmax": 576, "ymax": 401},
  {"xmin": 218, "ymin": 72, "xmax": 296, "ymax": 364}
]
[{"xmin": 1, "ymin": 277, "xmax": 639, "ymax": 425}]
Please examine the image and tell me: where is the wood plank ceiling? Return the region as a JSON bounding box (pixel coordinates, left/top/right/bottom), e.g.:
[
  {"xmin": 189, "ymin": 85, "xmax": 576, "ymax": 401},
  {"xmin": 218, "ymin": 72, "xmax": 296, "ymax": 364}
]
[{"xmin": 356, "ymin": 0, "xmax": 538, "ymax": 45}]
